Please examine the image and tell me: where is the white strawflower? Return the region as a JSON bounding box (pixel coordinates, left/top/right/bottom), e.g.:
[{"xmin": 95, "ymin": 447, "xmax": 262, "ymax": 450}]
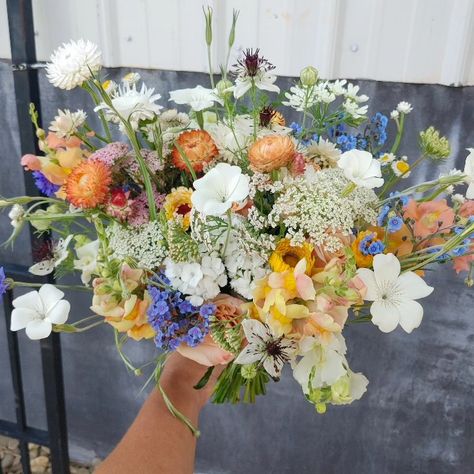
[
  {"xmin": 396, "ymin": 101, "xmax": 413, "ymax": 114},
  {"xmin": 46, "ymin": 39, "xmax": 102, "ymax": 90},
  {"xmin": 122, "ymin": 72, "xmax": 141, "ymax": 85},
  {"xmin": 49, "ymin": 109, "xmax": 87, "ymax": 138},
  {"xmin": 390, "ymin": 110, "xmax": 400, "ymax": 119},
  {"xmin": 305, "ymin": 138, "xmax": 341, "ymax": 168},
  {"xmin": 95, "ymin": 82, "xmax": 162, "ymax": 131}
]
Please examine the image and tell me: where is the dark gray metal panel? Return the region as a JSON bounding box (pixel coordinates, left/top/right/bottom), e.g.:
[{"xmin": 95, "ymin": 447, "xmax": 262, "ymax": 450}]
[{"xmin": 0, "ymin": 64, "xmax": 473, "ymax": 473}]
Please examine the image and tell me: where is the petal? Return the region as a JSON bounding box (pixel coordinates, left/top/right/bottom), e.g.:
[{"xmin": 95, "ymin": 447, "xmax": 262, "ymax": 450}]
[
  {"xmin": 241, "ymin": 318, "xmax": 272, "ymax": 344},
  {"xmin": 25, "ymin": 319, "xmax": 52, "ymax": 340},
  {"xmin": 11, "ymin": 308, "xmax": 38, "ymax": 331},
  {"xmin": 39, "ymin": 284, "xmax": 65, "ymax": 313},
  {"xmin": 293, "ymin": 353, "xmax": 317, "ymax": 393},
  {"xmin": 296, "ymin": 274, "xmax": 316, "ymax": 300},
  {"xmin": 397, "ymin": 272, "xmax": 434, "ymax": 300},
  {"xmin": 349, "ymin": 372, "xmax": 369, "ymax": 400},
  {"xmin": 397, "ymin": 299, "xmax": 424, "ymax": 333},
  {"xmin": 12, "ymin": 290, "xmax": 42, "ymax": 312},
  {"xmin": 356, "ymin": 268, "xmax": 378, "ymax": 301},
  {"xmin": 46, "ymin": 299, "xmax": 70, "ymax": 325},
  {"xmin": 233, "ymin": 79, "xmax": 251, "ymax": 99},
  {"xmin": 373, "ymin": 253, "xmax": 400, "ymax": 288},
  {"xmin": 28, "ymin": 261, "xmax": 55, "ymax": 276},
  {"xmin": 263, "ymin": 355, "xmax": 284, "ymax": 379},
  {"xmin": 234, "ymin": 345, "xmax": 263, "ymax": 365},
  {"xmin": 370, "ymin": 299, "xmax": 400, "ymax": 333}
]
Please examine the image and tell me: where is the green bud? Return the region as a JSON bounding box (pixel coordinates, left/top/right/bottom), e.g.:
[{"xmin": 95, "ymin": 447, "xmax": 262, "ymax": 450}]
[
  {"xmin": 300, "ymin": 66, "xmax": 319, "ymax": 87},
  {"xmin": 315, "ymin": 402, "xmax": 327, "ymax": 414},
  {"xmin": 29, "ymin": 210, "xmax": 51, "ymax": 231},
  {"xmin": 216, "ymin": 79, "xmax": 233, "ymax": 98},
  {"xmin": 36, "ymin": 128, "xmax": 46, "ymax": 140},
  {"xmin": 419, "ymin": 126, "xmax": 450, "ymax": 160},
  {"xmin": 134, "ymin": 368, "xmax": 143, "ymax": 376},
  {"xmin": 203, "ymin": 6, "xmax": 213, "ymax": 46},
  {"xmin": 74, "ymin": 234, "xmax": 91, "ymax": 248},
  {"xmin": 241, "ymin": 363, "xmax": 258, "ymax": 380},
  {"xmin": 228, "ymin": 9, "xmax": 239, "ymax": 48}
]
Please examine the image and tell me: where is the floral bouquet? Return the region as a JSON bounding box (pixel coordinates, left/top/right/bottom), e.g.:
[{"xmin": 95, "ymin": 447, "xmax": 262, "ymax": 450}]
[{"xmin": 1, "ymin": 9, "xmax": 473, "ymax": 435}]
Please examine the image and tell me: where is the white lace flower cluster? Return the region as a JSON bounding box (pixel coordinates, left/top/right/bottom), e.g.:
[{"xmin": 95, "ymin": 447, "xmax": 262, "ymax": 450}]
[
  {"xmin": 283, "ymin": 79, "xmax": 368, "ymax": 119},
  {"xmin": 164, "ymin": 253, "xmax": 227, "ymax": 306},
  {"xmin": 106, "ymin": 221, "xmax": 166, "ymax": 269},
  {"xmin": 268, "ymin": 168, "xmax": 378, "ymax": 251}
]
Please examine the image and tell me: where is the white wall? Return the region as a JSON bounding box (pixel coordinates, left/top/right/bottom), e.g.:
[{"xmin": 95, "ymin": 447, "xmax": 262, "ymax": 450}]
[{"xmin": 1, "ymin": 0, "xmax": 474, "ymax": 85}]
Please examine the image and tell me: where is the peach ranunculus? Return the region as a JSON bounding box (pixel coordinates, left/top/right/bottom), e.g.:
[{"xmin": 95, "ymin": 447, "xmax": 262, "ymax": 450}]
[
  {"xmin": 404, "ymin": 199, "xmax": 455, "ymax": 239},
  {"xmin": 177, "ymin": 294, "xmax": 244, "ymax": 366},
  {"xmin": 172, "ymin": 130, "xmax": 219, "ymax": 173},
  {"xmin": 248, "ymin": 135, "xmax": 295, "ymax": 173}
]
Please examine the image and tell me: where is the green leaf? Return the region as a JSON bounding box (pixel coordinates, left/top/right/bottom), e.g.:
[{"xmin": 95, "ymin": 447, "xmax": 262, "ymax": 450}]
[{"xmin": 193, "ymin": 366, "xmax": 215, "ymax": 390}]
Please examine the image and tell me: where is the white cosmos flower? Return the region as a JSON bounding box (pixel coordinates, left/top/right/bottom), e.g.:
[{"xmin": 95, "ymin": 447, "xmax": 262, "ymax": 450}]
[
  {"xmin": 292, "ymin": 334, "xmax": 348, "ymax": 394},
  {"xmin": 95, "ymin": 83, "xmax": 162, "ymax": 130},
  {"xmin": 234, "ymin": 319, "xmax": 297, "ymax": 379},
  {"xmin": 29, "ymin": 235, "xmax": 73, "ymax": 276},
  {"xmin": 73, "ymin": 239, "xmax": 100, "ymax": 285},
  {"xmin": 338, "ymin": 149, "xmax": 384, "ymax": 189},
  {"xmin": 396, "ymin": 101, "xmax": 413, "ymax": 114},
  {"xmin": 11, "ymin": 284, "xmax": 70, "ymax": 340},
  {"xmin": 191, "ymin": 163, "xmax": 250, "ymax": 216},
  {"xmin": 49, "ymin": 109, "xmax": 87, "ymax": 138},
  {"xmin": 464, "ymin": 148, "xmax": 474, "ymax": 199},
  {"xmin": 169, "ymin": 85, "xmax": 222, "ymax": 112},
  {"xmin": 46, "ymin": 39, "xmax": 102, "ymax": 90},
  {"xmin": 357, "ymin": 253, "xmax": 434, "ymax": 333}
]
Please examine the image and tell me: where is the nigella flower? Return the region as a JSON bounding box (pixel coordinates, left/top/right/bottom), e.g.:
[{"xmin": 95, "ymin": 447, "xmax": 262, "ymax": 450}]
[
  {"xmin": 232, "ymin": 48, "xmax": 280, "ymax": 99},
  {"xmin": 147, "ymin": 274, "xmax": 216, "ymax": 351},
  {"xmin": 32, "ymin": 171, "xmax": 60, "ymax": 197},
  {"xmin": 234, "ymin": 319, "xmax": 297, "ymax": 380},
  {"xmin": 0, "ymin": 267, "xmax": 9, "ymax": 298}
]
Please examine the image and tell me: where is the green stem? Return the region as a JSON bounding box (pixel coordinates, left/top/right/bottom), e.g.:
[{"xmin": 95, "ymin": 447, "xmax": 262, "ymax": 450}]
[
  {"xmin": 390, "ymin": 112, "xmax": 405, "ymax": 155},
  {"xmin": 10, "ymin": 281, "xmax": 91, "ymax": 291},
  {"xmin": 82, "ymin": 82, "xmax": 112, "ymax": 141}
]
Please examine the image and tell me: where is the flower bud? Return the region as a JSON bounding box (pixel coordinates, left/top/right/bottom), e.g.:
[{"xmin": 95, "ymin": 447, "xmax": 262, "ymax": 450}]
[
  {"xmin": 216, "ymin": 79, "xmax": 233, "ymax": 98},
  {"xmin": 419, "ymin": 126, "xmax": 450, "ymax": 160},
  {"xmin": 300, "ymin": 66, "xmax": 319, "ymax": 87},
  {"xmin": 241, "ymin": 363, "xmax": 258, "ymax": 379}
]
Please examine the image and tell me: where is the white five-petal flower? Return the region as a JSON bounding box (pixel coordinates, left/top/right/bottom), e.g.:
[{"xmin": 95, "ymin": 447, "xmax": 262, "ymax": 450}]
[
  {"xmin": 357, "ymin": 253, "xmax": 434, "ymax": 333},
  {"xmin": 11, "ymin": 284, "xmax": 70, "ymax": 340},
  {"xmin": 464, "ymin": 148, "xmax": 474, "ymax": 199},
  {"xmin": 192, "ymin": 163, "xmax": 250, "ymax": 216},
  {"xmin": 338, "ymin": 149, "xmax": 384, "ymax": 189},
  {"xmin": 234, "ymin": 72, "xmax": 280, "ymax": 99},
  {"xmin": 169, "ymin": 85, "xmax": 222, "ymax": 112},
  {"xmin": 234, "ymin": 319, "xmax": 297, "ymax": 379}
]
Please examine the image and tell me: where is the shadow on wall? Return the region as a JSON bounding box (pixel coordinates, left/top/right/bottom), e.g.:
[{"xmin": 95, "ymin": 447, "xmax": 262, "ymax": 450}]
[{"xmin": 0, "ymin": 62, "xmax": 474, "ymax": 473}]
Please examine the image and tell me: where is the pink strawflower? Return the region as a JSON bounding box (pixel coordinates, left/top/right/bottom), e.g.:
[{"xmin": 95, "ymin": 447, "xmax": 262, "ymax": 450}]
[{"xmin": 89, "ymin": 142, "xmax": 130, "ymax": 167}]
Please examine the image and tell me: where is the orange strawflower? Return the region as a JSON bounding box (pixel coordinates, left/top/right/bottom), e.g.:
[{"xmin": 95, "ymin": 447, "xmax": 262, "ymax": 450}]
[
  {"xmin": 248, "ymin": 135, "xmax": 295, "ymax": 173},
  {"xmin": 172, "ymin": 130, "xmax": 219, "ymax": 173},
  {"xmin": 65, "ymin": 160, "xmax": 112, "ymax": 208}
]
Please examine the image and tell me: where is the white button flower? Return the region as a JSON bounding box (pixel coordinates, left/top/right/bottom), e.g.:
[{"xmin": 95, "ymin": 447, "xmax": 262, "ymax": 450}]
[
  {"xmin": 10, "ymin": 284, "xmax": 70, "ymax": 340},
  {"xmin": 234, "ymin": 319, "xmax": 297, "ymax": 380},
  {"xmin": 192, "ymin": 163, "xmax": 250, "ymax": 216},
  {"xmin": 169, "ymin": 85, "xmax": 222, "ymax": 112},
  {"xmin": 338, "ymin": 149, "xmax": 384, "ymax": 189},
  {"xmin": 357, "ymin": 253, "xmax": 434, "ymax": 333},
  {"xmin": 73, "ymin": 239, "xmax": 100, "ymax": 285},
  {"xmin": 464, "ymin": 148, "xmax": 474, "ymax": 199},
  {"xmin": 396, "ymin": 101, "xmax": 413, "ymax": 114}
]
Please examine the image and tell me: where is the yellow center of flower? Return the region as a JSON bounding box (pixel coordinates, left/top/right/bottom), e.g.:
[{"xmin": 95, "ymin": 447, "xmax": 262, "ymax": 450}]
[
  {"xmin": 269, "ymin": 239, "xmax": 315, "ymax": 275},
  {"xmin": 396, "ymin": 161, "xmax": 410, "ymax": 173}
]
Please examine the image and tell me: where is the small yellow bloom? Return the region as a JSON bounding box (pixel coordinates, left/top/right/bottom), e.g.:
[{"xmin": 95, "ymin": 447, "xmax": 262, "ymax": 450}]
[
  {"xmin": 269, "ymin": 239, "xmax": 315, "ymax": 275},
  {"xmin": 164, "ymin": 187, "xmax": 193, "ymax": 230}
]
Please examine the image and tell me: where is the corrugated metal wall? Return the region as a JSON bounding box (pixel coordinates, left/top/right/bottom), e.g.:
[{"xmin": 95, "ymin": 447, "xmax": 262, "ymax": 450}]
[{"xmin": 1, "ymin": 0, "xmax": 474, "ymax": 84}]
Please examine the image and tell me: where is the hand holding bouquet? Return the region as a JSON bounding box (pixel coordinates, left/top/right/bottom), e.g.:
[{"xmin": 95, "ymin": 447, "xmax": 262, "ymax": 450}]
[{"xmin": 1, "ymin": 9, "xmax": 473, "ymax": 435}]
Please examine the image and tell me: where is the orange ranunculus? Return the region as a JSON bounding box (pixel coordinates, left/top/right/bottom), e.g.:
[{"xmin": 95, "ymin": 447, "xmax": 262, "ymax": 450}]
[
  {"xmin": 404, "ymin": 199, "xmax": 455, "ymax": 239},
  {"xmin": 177, "ymin": 293, "xmax": 244, "ymax": 366},
  {"xmin": 65, "ymin": 160, "xmax": 112, "ymax": 208},
  {"xmin": 172, "ymin": 130, "xmax": 219, "ymax": 173},
  {"xmin": 248, "ymin": 135, "xmax": 295, "ymax": 173}
]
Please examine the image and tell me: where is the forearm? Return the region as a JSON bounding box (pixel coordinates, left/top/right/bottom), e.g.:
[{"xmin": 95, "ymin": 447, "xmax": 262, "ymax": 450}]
[{"xmin": 96, "ymin": 354, "xmax": 219, "ymax": 474}]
